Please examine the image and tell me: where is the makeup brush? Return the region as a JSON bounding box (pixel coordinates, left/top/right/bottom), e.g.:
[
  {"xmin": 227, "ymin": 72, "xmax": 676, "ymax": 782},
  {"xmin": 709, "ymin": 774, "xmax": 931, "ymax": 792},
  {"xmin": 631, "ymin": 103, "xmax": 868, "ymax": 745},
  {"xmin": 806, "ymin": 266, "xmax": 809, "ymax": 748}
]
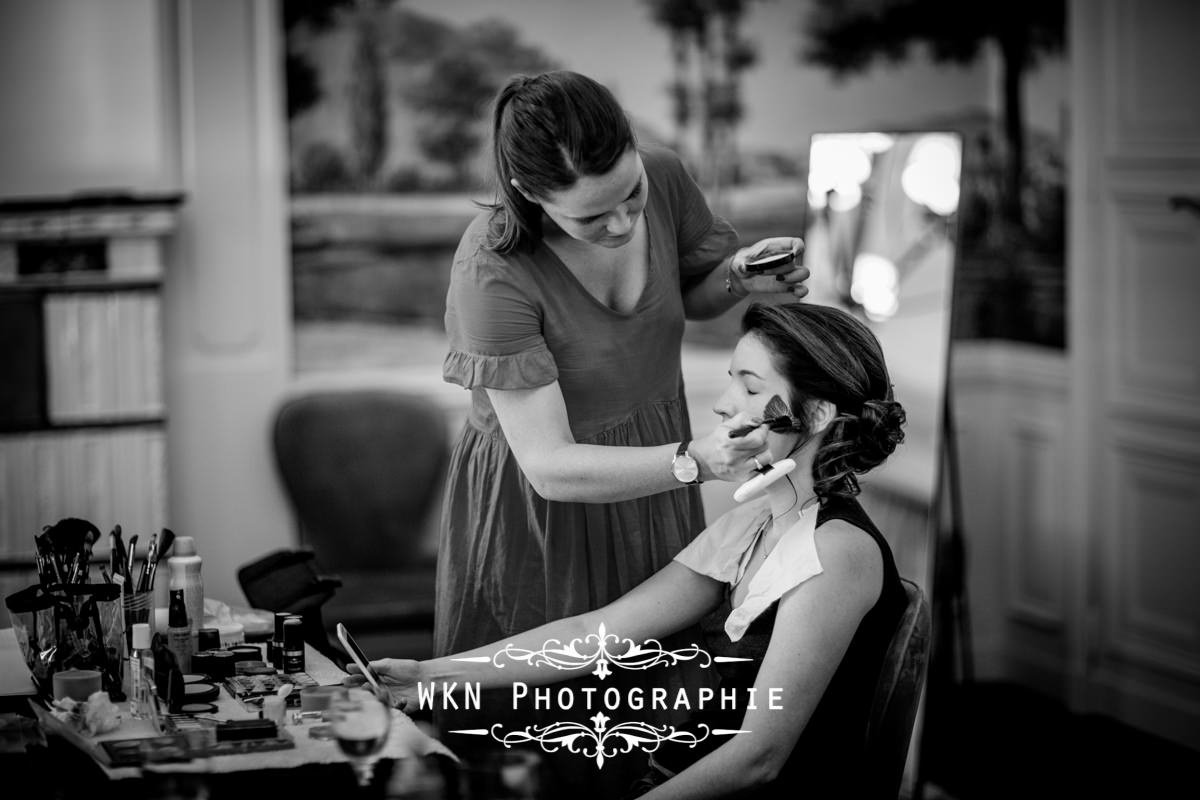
[
  {"xmin": 143, "ymin": 527, "xmax": 174, "ymax": 592},
  {"xmin": 34, "ymin": 531, "xmax": 63, "ymax": 585},
  {"xmin": 111, "ymin": 525, "xmax": 128, "ymax": 587},
  {"xmin": 44, "ymin": 518, "xmax": 99, "ymax": 583},
  {"xmin": 730, "ymin": 395, "xmax": 801, "ymax": 503},
  {"xmin": 729, "ymin": 395, "xmax": 802, "ymax": 438},
  {"xmin": 126, "ymin": 534, "xmax": 139, "ymax": 583},
  {"xmin": 734, "ymin": 457, "xmax": 798, "ymax": 503},
  {"xmin": 136, "ymin": 532, "xmax": 158, "ymax": 592},
  {"xmin": 74, "ymin": 521, "xmax": 99, "ymax": 583},
  {"xmin": 156, "ymin": 528, "xmax": 176, "ymax": 560}
]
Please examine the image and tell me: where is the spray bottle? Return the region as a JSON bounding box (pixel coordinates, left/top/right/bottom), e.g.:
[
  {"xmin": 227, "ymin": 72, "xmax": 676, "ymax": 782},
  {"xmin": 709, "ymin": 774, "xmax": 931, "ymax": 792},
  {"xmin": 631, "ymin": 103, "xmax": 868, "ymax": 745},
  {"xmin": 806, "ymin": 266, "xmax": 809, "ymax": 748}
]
[
  {"xmin": 167, "ymin": 535, "xmax": 204, "ymax": 644},
  {"xmin": 167, "ymin": 587, "xmax": 194, "ymax": 673},
  {"xmin": 127, "ymin": 622, "xmax": 152, "ymax": 719}
]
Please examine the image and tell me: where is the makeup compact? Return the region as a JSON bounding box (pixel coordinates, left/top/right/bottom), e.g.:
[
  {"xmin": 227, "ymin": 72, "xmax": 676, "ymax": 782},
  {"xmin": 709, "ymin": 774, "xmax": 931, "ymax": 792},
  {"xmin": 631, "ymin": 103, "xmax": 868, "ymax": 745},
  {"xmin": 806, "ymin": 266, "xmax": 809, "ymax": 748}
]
[{"xmin": 182, "ymin": 681, "xmax": 219, "ymax": 704}]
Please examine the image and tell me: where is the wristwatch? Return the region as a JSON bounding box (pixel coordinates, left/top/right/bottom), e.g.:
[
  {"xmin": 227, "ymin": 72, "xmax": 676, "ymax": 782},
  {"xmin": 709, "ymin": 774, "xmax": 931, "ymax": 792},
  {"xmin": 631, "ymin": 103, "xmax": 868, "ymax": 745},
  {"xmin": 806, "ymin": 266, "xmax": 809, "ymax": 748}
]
[{"xmin": 671, "ymin": 440, "xmax": 702, "ymax": 485}]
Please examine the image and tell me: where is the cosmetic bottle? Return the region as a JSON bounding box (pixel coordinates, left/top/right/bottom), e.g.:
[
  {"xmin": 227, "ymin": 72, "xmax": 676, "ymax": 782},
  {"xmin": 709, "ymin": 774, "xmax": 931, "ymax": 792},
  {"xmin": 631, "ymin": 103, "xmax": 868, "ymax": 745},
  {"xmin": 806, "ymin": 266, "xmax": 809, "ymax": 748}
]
[
  {"xmin": 167, "ymin": 588, "xmax": 194, "ymax": 673},
  {"xmin": 141, "ymin": 646, "xmax": 159, "ymax": 726},
  {"xmin": 167, "ymin": 535, "xmax": 204, "ymax": 640},
  {"xmin": 282, "ymin": 616, "xmax": 305, "ymax": 674},
  {"xmin": 269, "ymin": 611, "xmax": 289, "ymax": 670},
  {"xmin": 128, "ymin": 622, "xmax": 152, "ymax": 719}
]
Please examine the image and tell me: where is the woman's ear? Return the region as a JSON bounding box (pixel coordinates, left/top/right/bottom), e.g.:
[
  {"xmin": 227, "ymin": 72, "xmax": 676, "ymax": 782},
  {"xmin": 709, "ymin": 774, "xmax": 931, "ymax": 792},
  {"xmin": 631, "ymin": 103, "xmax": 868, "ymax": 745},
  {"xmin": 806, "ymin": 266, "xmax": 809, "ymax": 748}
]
[
  {"xmin": 510, "ymin": 178, "xmax": 539, "ymax": 205},
  {"xmin": 809, "ymin": 399, "xmax": 838, "ymax": 435}
]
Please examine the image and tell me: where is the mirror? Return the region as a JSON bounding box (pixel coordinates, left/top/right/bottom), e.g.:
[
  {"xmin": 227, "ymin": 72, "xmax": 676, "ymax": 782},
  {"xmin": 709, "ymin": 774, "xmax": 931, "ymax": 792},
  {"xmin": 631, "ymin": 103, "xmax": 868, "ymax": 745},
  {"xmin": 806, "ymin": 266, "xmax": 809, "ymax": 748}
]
[
  {"xmin": 801, "ymin": 129, "xmax": 962, "ymax": 795},
  {"xmin": 801, "ymin": 130, "xmax": 962, "ymax": 594}
]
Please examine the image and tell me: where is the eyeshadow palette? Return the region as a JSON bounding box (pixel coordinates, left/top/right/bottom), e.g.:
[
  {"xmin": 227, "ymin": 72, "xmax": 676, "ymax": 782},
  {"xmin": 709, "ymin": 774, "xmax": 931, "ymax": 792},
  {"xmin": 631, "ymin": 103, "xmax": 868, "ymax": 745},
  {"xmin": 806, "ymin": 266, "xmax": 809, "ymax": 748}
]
[{"xmin": 223, "ymin": 671, "xmax": 318, "ymax": 709}]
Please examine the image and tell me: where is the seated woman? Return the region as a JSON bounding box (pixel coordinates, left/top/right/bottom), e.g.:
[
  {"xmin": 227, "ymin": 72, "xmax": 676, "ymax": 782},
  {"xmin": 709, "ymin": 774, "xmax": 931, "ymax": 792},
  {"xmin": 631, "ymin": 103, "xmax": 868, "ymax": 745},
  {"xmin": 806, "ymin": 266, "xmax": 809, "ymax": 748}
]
[{"xmin": 348, "ymin": 301, "xmax": 910, "ymax": 799}]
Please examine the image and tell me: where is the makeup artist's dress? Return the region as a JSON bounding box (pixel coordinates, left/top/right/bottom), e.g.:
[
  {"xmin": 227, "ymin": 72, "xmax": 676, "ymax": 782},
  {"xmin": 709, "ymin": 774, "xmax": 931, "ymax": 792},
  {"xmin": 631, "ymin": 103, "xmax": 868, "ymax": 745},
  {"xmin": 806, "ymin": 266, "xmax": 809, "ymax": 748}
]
[{"xmin": 437, "ymin": 144, "xmax": 738, "ymax": 794}]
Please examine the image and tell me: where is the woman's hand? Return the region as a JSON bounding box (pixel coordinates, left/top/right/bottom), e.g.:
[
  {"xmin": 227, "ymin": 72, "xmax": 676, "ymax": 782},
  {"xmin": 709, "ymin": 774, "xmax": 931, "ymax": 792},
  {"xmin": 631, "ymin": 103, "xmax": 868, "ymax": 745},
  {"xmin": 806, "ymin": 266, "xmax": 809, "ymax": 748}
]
[
  {"xmin": 729, "ymin": 237, "xmax": 808, "ymax": 299},
  {"xmin": 690, "ymin": 413, "xmax": 774, "ymax": 483},
  {"xmin": 343, "ymin": 658, "xmax": 422, "ymax": 712}
]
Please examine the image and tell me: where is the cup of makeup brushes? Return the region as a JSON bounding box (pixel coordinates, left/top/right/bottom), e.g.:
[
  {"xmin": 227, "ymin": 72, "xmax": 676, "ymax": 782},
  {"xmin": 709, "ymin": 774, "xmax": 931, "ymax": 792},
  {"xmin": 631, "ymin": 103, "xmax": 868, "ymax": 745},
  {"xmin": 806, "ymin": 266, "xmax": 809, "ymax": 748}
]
[{"xmin": 123, "ymin": 590, "xmax": 153, "ymax": 650}]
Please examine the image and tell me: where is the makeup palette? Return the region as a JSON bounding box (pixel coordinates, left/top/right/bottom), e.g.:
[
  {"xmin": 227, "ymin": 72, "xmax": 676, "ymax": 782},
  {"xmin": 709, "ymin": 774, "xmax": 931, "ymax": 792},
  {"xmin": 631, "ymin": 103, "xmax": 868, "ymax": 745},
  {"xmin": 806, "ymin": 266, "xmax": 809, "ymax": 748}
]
[{"xmin": 224, "ymin": 671, "xmax": 317, "ymax": 709}]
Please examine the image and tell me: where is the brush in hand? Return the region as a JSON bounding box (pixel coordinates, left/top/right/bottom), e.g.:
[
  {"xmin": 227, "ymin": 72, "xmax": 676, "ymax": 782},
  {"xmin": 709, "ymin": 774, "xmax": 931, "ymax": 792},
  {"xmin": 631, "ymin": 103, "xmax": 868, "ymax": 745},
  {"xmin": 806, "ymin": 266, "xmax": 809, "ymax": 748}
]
[{"xmin": 729, "ymin": 395, "xmax": 802, "ymax": 438}]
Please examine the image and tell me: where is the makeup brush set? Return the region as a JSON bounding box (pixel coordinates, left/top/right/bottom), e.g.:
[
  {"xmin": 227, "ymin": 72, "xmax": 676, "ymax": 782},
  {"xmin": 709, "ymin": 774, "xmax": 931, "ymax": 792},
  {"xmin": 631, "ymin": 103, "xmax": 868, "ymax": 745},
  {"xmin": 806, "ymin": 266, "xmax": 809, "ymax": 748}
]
[
  {"xmin": 102, "ymin": 524, "xmax": 175, "ymax": 593},
  {"xmin": 6, "ymin": 518, "xmax": 129, "ymax": 699}
]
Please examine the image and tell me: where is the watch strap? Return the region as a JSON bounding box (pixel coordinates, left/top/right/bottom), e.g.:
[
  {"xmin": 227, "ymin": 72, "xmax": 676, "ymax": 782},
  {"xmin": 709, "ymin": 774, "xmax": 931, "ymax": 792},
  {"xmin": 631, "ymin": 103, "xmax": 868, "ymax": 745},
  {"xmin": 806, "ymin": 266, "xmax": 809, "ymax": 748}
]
[{"xmin": 673, "ymin": 440, "xmax": 701, "ymax": 485}]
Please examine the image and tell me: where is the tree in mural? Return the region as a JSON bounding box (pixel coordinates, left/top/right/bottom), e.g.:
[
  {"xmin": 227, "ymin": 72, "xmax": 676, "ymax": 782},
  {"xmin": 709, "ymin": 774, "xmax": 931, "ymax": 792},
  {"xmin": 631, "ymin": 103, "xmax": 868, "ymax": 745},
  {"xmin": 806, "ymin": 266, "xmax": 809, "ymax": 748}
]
[
  {"xmin": 644, "ymin": 0, "xmax": 761, "ymax": 199},
  {"xmin": 389, "ymin": 15, "xmax": 557, "ymax": 189},
  {"xmin": 406, "ymin": 54, "xmax": 494, "ymax": 188},
  {"xmin": 283, "ymin": 0, "xmax": 350, "ymax": 120},
  {"xmin": 285, "ymin": 0, "xmax": 394, "ymax": 189},
  {"xmin": 646, "ymin": 0, "xmax": 703, "ymax": 153},
  {"xmin": 798, "ymin": 0, "xmax": 1065, "ymax": 232},
  {"xmin": 349, "ymin": 0, "xmax": 389, "ymax": 187}
]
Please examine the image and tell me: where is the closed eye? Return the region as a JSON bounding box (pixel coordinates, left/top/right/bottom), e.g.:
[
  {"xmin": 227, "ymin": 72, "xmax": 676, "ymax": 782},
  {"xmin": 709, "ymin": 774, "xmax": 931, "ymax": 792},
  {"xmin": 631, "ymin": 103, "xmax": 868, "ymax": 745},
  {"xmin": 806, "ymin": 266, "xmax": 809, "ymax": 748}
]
[{"xmin": 573, "ymin": 174, "xmax": 644, "ymax": 225}]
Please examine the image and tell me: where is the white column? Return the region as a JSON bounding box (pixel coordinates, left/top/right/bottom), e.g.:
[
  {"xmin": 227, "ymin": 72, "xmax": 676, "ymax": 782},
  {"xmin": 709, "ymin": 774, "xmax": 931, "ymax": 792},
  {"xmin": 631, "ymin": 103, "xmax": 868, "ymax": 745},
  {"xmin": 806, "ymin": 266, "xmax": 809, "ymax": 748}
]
[{"xmin": 164, "ymin": 0, "xmax": 295, "ymax": 605}]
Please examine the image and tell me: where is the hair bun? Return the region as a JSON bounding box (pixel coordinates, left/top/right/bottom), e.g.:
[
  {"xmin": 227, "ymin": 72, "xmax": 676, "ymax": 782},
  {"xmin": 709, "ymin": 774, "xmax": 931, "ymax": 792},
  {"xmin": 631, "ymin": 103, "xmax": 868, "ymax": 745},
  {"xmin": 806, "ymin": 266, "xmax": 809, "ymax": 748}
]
[{"xmin": 849, "ymin": 399, "xmax": 907, "ymax": 469}]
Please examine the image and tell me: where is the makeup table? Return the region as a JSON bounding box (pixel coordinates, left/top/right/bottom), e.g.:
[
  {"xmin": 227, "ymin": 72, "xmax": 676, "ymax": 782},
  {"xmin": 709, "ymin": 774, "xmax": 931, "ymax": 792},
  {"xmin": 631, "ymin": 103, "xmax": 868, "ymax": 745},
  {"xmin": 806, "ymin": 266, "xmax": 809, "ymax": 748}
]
[{"xmin": 3, "ymin": 632, "xmax": 459, "ymax": 798}]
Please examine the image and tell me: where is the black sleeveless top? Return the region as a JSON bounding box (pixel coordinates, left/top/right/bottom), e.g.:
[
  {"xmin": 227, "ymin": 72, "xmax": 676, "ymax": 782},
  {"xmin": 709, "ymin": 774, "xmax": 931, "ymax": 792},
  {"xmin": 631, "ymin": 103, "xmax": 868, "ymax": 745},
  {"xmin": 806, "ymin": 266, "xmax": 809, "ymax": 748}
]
[{"xmin": 652, "ymin": 496, "xmax": 907, "ymax": 798}]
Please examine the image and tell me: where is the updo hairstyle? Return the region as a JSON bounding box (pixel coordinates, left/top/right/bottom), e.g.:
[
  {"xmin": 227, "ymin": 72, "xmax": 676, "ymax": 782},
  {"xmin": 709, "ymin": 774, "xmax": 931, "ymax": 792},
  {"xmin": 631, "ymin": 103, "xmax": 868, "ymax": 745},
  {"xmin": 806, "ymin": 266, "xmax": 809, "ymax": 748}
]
[
  {"xmin": 485, "ymin": 70, "xmax": 636, "ymax": 254},
  {"xmin": 741, "ymin": 302, "xmax": 907, "ymax": 500}
]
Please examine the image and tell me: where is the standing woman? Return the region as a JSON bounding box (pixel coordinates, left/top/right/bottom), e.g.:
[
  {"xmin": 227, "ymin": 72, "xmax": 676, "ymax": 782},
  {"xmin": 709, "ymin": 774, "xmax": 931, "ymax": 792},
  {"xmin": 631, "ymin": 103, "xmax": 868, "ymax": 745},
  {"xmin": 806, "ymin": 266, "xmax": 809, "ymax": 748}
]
[{"xmin": 438, "ymin": 70, "xmax": 805, "ymax": 793}]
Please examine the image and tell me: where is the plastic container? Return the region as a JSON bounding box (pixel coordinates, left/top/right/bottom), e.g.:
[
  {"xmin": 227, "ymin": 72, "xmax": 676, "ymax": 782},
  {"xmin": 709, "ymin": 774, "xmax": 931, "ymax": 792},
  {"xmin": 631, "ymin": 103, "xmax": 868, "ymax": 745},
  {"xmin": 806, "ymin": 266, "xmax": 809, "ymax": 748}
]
[
  {"xmin": 218, "ymin": 621, "xmax": 245, "ymax": 648},
  {"xmin": 261, "ymin": 694, "xmax": 286, "ymax": 726},
  {"xmin": 52, "ymin": 669, "xmax": 102, "ymax": 702},
  {"xmin": 198, "ymin": 627, "xmax": 220, "ymax": 651},
  {"xmin": 128, "ymin": 622, "xmax": 152, "ymax": 719},
  {"xmin": 167, "ymin": 536, "xmax": 204, "ymax": 638},
  {"xmin": 167, "ymin": 588, "xmax": 194, "ymax": 673}
]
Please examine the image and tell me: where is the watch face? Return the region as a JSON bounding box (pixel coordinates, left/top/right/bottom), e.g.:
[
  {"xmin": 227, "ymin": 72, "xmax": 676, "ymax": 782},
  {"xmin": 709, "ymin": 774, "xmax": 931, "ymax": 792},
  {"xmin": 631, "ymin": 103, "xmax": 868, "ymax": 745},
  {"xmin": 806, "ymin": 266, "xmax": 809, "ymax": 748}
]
[{"xmin": 672, "ymin": 454, "xmax": 699, "ymax": 483}]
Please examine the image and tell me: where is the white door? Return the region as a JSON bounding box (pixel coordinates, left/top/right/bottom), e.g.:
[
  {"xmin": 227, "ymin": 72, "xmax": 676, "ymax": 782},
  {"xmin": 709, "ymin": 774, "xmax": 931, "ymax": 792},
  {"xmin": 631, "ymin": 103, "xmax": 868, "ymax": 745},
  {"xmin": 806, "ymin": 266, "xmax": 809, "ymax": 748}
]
[{"xmin": 1068, "ymin": 0, "xmax": 1200, "ymax": 750}]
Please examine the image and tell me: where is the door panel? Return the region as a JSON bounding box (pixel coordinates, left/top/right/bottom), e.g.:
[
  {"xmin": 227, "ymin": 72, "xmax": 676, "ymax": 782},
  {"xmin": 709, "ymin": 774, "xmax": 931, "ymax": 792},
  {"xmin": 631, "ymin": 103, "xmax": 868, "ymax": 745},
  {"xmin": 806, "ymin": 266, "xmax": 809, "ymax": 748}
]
[{"xmin": 1071, "ymin": 0, "xmax": 1200, "ymax": 750}]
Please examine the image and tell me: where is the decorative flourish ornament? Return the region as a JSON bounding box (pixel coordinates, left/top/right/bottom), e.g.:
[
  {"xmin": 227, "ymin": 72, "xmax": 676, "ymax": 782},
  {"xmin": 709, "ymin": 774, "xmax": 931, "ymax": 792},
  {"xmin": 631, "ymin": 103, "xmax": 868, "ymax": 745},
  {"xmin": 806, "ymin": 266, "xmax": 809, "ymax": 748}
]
[
  {"xmin": 452, "ymin": 623, "xmax": 729, "ymax": 680},
  {"xmin": 460, "ymin": 716, "xmax": 745, "ymax": 769}
]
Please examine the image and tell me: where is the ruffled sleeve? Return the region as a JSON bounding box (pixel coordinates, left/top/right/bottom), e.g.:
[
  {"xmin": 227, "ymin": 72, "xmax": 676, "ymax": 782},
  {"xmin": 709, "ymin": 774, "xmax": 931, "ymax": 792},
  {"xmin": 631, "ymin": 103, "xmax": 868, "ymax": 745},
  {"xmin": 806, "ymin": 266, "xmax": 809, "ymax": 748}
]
[
  {"xmin": 442, "ymin": 228, "xmax": 559, "ymax": 391},
  {"xmin": 442, "ymin": 346, "xmax": 557, "ymax": 390}
]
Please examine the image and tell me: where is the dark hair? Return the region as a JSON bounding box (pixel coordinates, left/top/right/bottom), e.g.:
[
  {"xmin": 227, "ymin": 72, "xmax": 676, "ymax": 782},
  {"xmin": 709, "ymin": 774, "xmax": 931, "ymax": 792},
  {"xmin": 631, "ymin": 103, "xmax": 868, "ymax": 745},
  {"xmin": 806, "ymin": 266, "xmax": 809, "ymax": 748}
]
[
  {"xmin": 484, "ymin": 71, "xmax": 636, "ymax": 254},
  {"xmin": 741, "ymin": 302, "xmax": 906, "ymax": 500}
]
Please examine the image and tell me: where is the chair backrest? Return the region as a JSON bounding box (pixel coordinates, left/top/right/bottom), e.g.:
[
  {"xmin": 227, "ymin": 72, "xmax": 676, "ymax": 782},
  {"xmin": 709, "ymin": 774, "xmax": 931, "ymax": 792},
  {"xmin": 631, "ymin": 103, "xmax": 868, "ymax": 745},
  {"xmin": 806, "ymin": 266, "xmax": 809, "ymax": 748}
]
[
  {"xmin": 236, "ymin": 548, "xmax": 346, "ymax": 664},
  {"xmin": 236, "ymin": 548, "xmax": 340, "ymax": 615},
  {"xmin": 864, "ymin": 577, "xmax": 932, "ymax": 799},
  {"xmin": 271, "ymin": 388, "xmax": 450, "ymax": 574}
]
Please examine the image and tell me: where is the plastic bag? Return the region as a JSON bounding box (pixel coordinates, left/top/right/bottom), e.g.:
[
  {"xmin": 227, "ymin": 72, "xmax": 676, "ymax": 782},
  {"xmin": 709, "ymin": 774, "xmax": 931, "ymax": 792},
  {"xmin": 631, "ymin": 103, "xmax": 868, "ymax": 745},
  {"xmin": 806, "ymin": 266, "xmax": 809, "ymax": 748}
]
[{"xmin": 5, "ymin": 582, "xmax": 125, "ymax": 700}]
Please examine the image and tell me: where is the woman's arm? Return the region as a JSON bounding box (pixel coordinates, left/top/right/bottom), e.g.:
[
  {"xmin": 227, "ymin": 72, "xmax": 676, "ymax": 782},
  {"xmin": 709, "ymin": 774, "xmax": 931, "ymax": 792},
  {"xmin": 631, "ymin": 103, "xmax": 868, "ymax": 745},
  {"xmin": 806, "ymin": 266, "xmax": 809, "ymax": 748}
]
[
  {"xmin": 642, "ymin": 521, "xmax": 884, "ymax": 798},
  {"xmin": 365, "ymin": 562, "xmax": 725, "ymax": 708},
  {"xmin": 486, "ymin": 382, "xmax": 769, "ymax": 502},
  {"xmin": 681, "ymin": 237, "xmax": 809, "ymax": 321}
]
